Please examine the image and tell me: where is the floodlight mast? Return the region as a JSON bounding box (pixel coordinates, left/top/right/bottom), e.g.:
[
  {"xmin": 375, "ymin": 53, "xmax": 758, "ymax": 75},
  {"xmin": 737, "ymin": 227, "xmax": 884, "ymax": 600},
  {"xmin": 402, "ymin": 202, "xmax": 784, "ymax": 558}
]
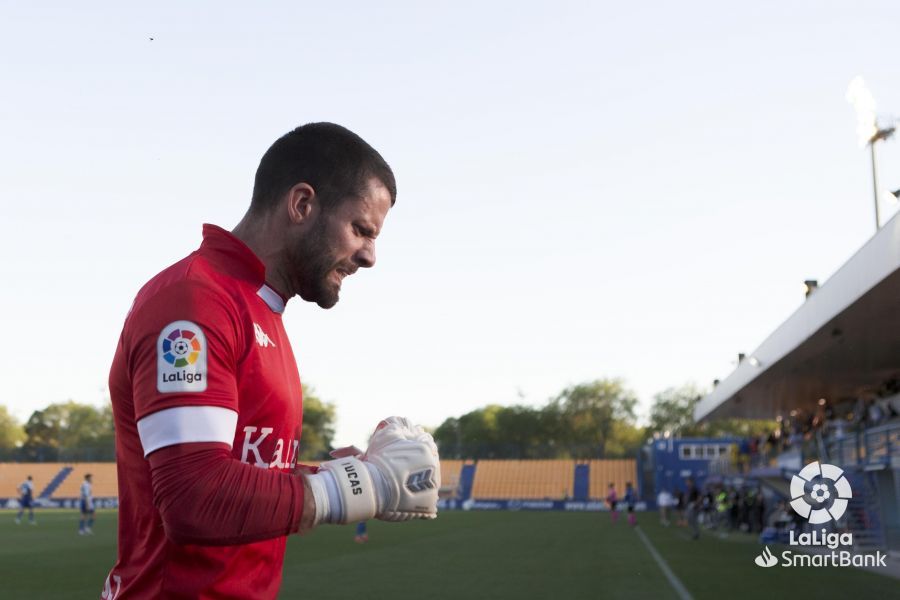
[
  {"xmin": 868, "ymin": 125, "xmax": 895, "ymax": 231},
  {"xmin": 846, "ymin": 76, "xmax": 895, "ymax": 232}
]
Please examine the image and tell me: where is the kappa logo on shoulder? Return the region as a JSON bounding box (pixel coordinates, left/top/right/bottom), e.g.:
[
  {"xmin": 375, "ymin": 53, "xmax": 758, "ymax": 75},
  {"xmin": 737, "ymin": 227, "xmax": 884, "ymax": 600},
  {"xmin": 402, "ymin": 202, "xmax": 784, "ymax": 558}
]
[{"xmin": 254, "ymin": 323, "xmax": 276, "ymax": 348}]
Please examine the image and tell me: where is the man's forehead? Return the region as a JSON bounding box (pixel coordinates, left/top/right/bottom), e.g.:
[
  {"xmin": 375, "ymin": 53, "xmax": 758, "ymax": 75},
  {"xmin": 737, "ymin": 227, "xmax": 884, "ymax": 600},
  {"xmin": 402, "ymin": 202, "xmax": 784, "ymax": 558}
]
[{"xmin": 341, "ymin": 180, "xmax": 391, "ymax": 221}]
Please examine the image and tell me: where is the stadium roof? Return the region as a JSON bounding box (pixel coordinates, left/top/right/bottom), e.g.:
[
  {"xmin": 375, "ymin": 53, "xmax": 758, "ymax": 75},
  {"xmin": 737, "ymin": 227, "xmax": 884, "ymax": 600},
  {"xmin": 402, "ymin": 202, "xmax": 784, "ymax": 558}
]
[{"xmin": 695, "ymin": 211, "xmax": 900, "ymax": 422}]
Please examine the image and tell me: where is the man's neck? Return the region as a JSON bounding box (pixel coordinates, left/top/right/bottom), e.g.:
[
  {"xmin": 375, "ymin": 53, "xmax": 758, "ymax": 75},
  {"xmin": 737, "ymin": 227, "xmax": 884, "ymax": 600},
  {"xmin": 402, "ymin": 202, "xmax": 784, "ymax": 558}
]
[{"xmin": 232, "ymin": 213, "xmax": 292, "ymax": 298}]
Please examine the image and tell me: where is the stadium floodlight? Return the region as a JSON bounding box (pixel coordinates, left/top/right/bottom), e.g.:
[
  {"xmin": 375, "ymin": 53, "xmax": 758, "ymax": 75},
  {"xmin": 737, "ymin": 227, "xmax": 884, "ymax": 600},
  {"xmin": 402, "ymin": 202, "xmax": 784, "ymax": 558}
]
[
  {"xmin": 803, "ymin": 279, "xmax": 818, "ymax": 298},
  {"xmin": 846, "ymin": 76, "xmax": 896, "ymax": 232}
]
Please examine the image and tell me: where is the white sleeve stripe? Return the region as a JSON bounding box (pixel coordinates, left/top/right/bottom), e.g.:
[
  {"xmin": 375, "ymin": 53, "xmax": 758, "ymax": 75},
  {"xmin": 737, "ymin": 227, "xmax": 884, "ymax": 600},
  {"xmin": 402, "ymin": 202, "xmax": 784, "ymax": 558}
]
[{"xmin": 137, "ymin": 406, "xmax": 238, "ymax": 457}]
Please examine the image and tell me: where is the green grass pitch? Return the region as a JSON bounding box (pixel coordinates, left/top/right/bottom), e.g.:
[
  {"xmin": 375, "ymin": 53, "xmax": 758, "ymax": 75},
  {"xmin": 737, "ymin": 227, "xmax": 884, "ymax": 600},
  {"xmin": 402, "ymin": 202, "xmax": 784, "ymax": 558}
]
[{"xmin": 0, "ymin": 510, "xmax": 895, "ymax": 599}]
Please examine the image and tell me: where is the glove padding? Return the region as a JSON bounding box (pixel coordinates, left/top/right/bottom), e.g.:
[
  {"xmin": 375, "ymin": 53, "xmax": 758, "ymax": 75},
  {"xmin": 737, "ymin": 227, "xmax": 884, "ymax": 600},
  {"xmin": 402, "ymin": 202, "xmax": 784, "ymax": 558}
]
[
  {"xmin": 309, "ymin": 417, "xmax": 440, "ymax": 525},
  {"xmin": 364, "ymin": 416, "xmax": 441, "ymax": 521}
]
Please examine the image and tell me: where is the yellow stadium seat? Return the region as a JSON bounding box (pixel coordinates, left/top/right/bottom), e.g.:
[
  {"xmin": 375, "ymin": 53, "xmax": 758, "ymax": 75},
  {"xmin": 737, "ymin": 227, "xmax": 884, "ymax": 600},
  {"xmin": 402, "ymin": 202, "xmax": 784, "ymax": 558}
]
[
  {"xmin": 588, "ymin": 459, "xmax": 637, "ymax": 501},
  {"xmin": 0, "ymin": 463, "xmax": 67, "ymax": 499},
  {"xmin": 55, "ymin": 463, "xmax": 118, "ymax": 498},
  {"xmin": 471, "ymin": 460, "xmax": 575, "ymax": 500}
]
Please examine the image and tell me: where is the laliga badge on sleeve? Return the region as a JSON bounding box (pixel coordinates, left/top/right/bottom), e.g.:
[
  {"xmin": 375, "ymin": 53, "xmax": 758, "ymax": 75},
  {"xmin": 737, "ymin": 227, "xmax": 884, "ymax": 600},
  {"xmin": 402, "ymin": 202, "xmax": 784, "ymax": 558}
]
[{"xmin": 157, "ymin": 320, "xmax": 208, "ymax": 393}]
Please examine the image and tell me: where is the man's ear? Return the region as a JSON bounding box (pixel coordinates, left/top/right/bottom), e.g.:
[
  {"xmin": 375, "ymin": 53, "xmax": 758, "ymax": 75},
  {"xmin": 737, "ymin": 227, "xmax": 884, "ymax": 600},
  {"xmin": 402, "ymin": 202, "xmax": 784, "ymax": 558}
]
[{"xmin": 285, "ymin": 183, "xmax": 319, "ymax": 225}]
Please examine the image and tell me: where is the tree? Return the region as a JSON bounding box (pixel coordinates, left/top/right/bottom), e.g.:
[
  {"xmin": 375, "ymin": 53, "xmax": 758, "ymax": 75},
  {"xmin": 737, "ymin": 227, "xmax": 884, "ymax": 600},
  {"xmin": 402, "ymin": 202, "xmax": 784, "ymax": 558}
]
[
  {"xmin": 495, "ymin": 404, "xmax": 551, "ymax": 459},
  {"xmin": 648, "ymin": 383, "xmax": 777, "ymax": 438},
  {"xmin": 0, "ymin": 405, "xmax": 25, "ymax": 450},
  {"xmin": 298, "ymin": 384, "xmax": 337, "ymax": 460},
  {"xmin": 550, "ymin": 379, "xmax": 638, "ymax": 458},
  {"xmin": 433, "ymin": 417, "xmax": 462, "ymax": 458},
  {"xmin": 603, "ymin": 420, "xmax": 646, "ymax": 459},
  {"xmin": 648, "ymin": 384, "xmax": 705, "ymax": 437},
  {"xmin": 22, "ymin": 400, "xmax": 115, "ymax": 461},
  {"xmin": 433, "ymin": 378, "xmax": 641, "ymax": 459}
]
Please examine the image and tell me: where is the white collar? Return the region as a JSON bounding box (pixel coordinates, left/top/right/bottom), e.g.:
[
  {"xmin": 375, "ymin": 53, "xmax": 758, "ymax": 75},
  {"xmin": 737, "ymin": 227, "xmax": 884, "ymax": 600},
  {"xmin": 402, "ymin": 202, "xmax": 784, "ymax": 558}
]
[{"xmin": 256, "ymin": 284, "xmax": 285, "ymax": 314}]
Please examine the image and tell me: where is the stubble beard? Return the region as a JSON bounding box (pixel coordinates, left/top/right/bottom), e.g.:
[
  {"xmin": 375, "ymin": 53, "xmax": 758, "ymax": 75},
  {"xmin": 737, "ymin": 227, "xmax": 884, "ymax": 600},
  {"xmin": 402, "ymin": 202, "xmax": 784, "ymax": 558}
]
[{"xmin": 292, "ymin": 219, "xmax": 341, "ymax": 309}]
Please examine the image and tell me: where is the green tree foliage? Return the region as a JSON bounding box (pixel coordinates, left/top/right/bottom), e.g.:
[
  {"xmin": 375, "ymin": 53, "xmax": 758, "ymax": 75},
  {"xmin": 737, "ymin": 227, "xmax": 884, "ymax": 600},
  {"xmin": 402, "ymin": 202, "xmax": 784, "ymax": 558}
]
[
  {"xmin": 549, "ymin": 379, "xmax": 639, "ymax": 458},
  {"xmin": 648, "ymin": 383, "xmax": 777, "ymax": 438},
  {"xmin": 647, "ymin": 383, "xmax": 705, "ymax": 436},
  {"xmin": 433, "ymin": 379, "xmax": 645, "ymax": 459},
  {"xmin": 603, "ymin": 420, "xmax": 646, "ymax": 459},
  {"xmin": 0, "ymin": 405, "xmax": 25, "ymax": 449},
  {"xmin": 11, "ymin": 383, "xmax": 339, "ymax": 462},
  {"xmin": 298, "ymin": 384, "xmax": 337, "ymax": 460},
  {"xmin": 22, "ymin": 400, "xmax": 115, "ymax": 461}
]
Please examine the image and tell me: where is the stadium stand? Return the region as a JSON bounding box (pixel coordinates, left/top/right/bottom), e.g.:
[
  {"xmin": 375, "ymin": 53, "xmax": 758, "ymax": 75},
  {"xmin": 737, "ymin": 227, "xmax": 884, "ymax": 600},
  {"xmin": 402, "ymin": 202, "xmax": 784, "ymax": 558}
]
[
  {"xmin": 438, "ymin": 459, "xmax": 465, "ymax": 496},
  {"xmin": 2, "ymin": 459, "xmax": 639, "ymax": 505},
  {"xmin": 471, "ymin": 460, "xmax": 576, "ymax": 499},
  {"xmin": 588, "ymin": 459, "xmax": 637, "ymax": 500},
  {"xmin": 55, "ymin": 463, "xmax": 118, "ymax": 498},
  {"xmin": 0, "ymin": 463, "xmax": 67, "ymax": 499}
]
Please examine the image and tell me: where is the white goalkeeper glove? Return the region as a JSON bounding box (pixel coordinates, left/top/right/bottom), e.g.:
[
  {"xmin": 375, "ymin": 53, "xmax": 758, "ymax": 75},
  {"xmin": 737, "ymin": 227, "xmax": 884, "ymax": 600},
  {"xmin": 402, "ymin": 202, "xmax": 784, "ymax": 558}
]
[{"xmin": 306, "ymin": 416, "xmax": 440, "ymax": 525}]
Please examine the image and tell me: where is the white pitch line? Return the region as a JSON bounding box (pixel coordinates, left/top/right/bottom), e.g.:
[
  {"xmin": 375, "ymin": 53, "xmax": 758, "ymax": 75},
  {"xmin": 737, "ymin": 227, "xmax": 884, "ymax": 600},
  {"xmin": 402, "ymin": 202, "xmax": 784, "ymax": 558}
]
[{"xmin": 634, "ymin": 526, "xmax": 694, "ymax": 600}]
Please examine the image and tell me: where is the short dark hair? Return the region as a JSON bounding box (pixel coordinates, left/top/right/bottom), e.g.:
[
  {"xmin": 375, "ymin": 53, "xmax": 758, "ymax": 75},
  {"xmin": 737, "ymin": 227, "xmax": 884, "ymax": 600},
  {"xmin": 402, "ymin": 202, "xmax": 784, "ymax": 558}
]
[{"xmin": 250, "ymin": 122, "xmax": 396, "ymax": 214}]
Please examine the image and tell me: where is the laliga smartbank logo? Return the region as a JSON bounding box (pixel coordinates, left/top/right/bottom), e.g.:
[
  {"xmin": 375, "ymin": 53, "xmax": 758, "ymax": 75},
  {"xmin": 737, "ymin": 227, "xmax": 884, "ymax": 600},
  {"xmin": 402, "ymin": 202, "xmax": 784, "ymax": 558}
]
[
  {"xmin": 755, "ymin": 546, "xmax": 778, "ymax": 567},
  {"xmin": 789, "ymin": 461, "xmax": 851, "ymax": 523},
  {"xmin": 753, "ymin": 461, "xmax": 887, "ymax": 569}
]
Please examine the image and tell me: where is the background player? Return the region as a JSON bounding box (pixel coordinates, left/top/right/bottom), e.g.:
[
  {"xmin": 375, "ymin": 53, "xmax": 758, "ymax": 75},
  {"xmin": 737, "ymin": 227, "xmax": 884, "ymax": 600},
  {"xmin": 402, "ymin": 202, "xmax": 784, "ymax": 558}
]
[
  {"xmin": 624, "ymin": 481, "xmax": 637, "ymax": 526},
  {"xmin": 15, "ymin": 475, "xmax": 35, "ymax": 525},
  {"xmin": 354, "ymin": 521, "xmax": 369, "ymax": 544},
  {"xmin": 79, "ymin": 473, "xmax": 95, "ymax": 535},
  {"xmin": 606, "ymin": 482, "xmax": 618, "ymax": 524}
]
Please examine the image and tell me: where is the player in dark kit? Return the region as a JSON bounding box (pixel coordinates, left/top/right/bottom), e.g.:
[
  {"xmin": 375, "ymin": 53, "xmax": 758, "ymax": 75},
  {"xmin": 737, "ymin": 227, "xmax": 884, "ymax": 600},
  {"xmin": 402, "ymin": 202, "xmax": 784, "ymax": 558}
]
[
  {"xmin": 104, "ymin": 123, "xmax": 440, "ymax": 599},
  {"xmin": 15, "ymin": 475, "xmax": 35, "ymax": 525}
]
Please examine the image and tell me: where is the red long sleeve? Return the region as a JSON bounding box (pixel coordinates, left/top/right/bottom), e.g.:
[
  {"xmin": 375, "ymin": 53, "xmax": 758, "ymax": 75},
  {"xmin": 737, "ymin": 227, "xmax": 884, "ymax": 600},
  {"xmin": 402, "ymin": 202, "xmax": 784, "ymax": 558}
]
[{"xmin": 148, "ymin": 442, "xmax": 305, "ymax": 546}]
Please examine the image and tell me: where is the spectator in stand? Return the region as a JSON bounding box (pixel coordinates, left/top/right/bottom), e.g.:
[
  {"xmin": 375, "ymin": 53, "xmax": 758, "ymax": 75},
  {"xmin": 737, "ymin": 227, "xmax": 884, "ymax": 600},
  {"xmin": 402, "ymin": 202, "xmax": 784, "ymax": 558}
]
[
  {"xmin": 868, "ymin": 399, "xmax": 885, "ymax": 427},
  {"xmin": 833, "ymin": 417, "xmax": 846, "ymax": 439},
  {"xmin": 852, "ymin": 398, "xmax": 866, "ymax": 426},
  {"xmin": 766, "ymin": 431, "xmax": 777, "ymax": 459}
]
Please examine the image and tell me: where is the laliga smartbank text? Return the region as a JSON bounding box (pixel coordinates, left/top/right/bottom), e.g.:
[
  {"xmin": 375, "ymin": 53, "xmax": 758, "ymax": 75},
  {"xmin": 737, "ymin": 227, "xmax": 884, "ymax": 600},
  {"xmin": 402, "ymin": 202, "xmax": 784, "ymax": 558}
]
[{"xmin": 776, "ymin": 528, "xmax": 887, "ymax": 567}]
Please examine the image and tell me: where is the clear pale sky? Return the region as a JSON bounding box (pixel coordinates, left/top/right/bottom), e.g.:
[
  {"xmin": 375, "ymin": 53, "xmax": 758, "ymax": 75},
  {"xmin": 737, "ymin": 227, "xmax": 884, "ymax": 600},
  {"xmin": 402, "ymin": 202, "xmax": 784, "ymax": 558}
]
[{"xmin": 1, "ymin": 2, "xmax": 899, "ymax": 448}]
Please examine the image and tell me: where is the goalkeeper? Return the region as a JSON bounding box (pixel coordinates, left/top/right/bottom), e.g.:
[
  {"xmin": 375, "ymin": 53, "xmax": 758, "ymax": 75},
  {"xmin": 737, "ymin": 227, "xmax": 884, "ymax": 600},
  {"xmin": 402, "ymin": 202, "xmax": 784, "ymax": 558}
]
[{"xmin": 104, "ymin": 123, "xmax": 439, "ymax": 600}]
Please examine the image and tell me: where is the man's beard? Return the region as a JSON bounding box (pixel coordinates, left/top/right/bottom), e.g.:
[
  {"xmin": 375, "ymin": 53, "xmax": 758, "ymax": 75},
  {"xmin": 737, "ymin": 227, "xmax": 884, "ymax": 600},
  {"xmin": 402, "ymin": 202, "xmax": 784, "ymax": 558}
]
[{"xmin": 290, "ymin": 219, "xmax": 341, "ymax": 309}]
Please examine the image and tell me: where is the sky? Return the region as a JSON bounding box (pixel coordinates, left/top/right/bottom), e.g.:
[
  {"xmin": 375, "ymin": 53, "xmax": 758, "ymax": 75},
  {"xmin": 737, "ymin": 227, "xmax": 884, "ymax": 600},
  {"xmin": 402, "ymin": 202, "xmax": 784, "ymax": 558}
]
[{"xmin": 1, "ymin": 2, "xmax": 899, "ymax": 448}]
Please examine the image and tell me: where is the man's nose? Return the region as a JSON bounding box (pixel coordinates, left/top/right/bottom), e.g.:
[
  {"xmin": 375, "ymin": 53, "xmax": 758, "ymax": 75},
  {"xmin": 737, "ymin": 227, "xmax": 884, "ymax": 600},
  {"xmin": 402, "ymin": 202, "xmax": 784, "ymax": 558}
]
[{"xmin": 355, "ymin": 241, "xmax": 376, "ymax": 268}]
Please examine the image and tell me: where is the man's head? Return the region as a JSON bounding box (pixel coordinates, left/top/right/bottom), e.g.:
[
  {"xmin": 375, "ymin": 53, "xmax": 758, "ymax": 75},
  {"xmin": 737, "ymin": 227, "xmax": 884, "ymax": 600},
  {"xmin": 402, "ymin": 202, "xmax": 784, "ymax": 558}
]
[
  {"xmin": 247, "ymin": 123, "xmax": 396, "ymax": 308},
  {"xmin": 85, "ymin": 473, "xmax": 92, "ymax": 482},
  {"xmin": 27, "ymin": 476, "xmax": 32, "ymax": 481}
]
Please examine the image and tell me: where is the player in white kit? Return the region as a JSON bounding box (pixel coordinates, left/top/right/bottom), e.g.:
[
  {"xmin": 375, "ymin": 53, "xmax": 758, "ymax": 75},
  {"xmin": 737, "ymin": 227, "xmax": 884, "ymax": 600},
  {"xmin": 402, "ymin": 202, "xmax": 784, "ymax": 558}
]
[{"xmin": 79, "ymin": 473, "xmax": 95, "ymax": 535}]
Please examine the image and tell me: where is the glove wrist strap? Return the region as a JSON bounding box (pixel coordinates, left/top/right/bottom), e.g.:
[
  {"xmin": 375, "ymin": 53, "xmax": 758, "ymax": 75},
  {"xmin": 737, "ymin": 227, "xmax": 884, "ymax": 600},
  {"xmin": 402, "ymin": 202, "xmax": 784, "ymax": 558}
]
[
  {"xmin": 365, "ymin": 461, "xmax": 391, "ymax": 514},
  {"xmin": 313, "ymin": 457, "xmax": 378, "ymax": 524}
]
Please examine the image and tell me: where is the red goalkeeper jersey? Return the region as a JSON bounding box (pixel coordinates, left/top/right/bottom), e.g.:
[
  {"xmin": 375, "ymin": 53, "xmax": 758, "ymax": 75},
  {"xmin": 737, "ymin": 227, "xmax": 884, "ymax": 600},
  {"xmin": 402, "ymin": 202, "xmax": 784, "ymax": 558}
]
[{"xmin": 105, "ymin": 224, "xmax": 304, "ymax": 599}]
